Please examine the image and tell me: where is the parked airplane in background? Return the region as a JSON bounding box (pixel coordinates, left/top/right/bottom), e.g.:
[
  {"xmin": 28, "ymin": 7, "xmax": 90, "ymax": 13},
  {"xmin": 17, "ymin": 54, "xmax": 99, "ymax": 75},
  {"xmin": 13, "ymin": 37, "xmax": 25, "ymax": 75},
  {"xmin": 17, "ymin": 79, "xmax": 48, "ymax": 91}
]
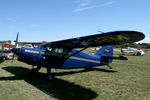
[
  {"xmin": 11, "ymin": 31, "xmax": 145, "ymax": 80},
  {"xmin": 121, "ymin": 47, "xmax": 145, "ymax": 56},
  {"xmin": 0, "ymin": 43, "xmax": 14, "ymax": 60}
]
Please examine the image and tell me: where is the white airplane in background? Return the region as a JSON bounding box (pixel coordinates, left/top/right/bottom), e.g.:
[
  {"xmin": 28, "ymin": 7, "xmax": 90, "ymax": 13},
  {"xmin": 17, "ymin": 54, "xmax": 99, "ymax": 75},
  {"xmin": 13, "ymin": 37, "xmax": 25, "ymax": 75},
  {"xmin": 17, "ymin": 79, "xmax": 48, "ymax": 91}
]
[
  {"xmin": 0, "ymin": 43, "xmax": 14, "ymax": 59},
  {"xmin": 121, "ymin": 47, "xmax": 145, "ymax": 56}
]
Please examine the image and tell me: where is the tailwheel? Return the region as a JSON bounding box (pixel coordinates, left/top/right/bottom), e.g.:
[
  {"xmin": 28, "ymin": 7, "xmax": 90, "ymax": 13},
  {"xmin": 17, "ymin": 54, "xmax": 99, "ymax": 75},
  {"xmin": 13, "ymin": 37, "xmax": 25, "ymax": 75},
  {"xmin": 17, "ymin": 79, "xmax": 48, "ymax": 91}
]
[{"xmin": 107, "ymin": 64, "xmax": 112, "ymax": 69}]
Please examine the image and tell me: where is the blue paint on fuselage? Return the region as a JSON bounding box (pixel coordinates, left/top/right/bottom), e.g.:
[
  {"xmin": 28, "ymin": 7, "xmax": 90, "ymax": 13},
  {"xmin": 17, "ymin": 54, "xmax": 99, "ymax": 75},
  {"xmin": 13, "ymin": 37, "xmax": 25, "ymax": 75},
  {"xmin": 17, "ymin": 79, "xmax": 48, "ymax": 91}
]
[
  {"xmin": 13, "ymin": 46, "xmax": 113, "ymax": 69},
  {"xmin": 15, "ymin": 48, "xmax": 102, "ymax": 68},
  {"xmin": 17, "ymin": 48, "xmax": 45, "ymax": 65},
  {"xmin": 61, "ymin": 49, "xmax": 100, "ymax": 68}
]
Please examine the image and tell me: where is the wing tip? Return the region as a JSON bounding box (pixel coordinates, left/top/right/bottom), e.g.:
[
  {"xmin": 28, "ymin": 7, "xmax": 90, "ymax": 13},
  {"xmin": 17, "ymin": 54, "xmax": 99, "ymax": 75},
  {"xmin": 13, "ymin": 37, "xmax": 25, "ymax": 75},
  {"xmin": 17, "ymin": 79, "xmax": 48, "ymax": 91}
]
[{"xmin": 111, "ymin": 30, "xmax": 145, "ymax": 42}]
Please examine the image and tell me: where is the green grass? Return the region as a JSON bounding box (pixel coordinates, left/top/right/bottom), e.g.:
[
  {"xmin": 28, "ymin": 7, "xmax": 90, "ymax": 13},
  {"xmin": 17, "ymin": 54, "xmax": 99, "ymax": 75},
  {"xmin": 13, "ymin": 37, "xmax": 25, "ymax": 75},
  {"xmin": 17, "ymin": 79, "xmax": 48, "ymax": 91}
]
[{"xmin": 0, "ymin": 49, "xmax": 150, "ymax": 100}]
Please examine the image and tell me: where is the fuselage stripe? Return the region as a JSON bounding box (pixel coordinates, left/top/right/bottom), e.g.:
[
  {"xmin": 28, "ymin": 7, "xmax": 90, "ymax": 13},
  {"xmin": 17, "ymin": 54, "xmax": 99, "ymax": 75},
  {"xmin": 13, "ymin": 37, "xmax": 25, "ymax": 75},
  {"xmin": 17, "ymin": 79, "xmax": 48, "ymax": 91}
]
[
  {"xmin": 25, "ymin": 50, "xmax": 39, "ymax": 54},
  {"xmin": 70, "ymin": 56, "xmax": 100, "ymax": 64}
]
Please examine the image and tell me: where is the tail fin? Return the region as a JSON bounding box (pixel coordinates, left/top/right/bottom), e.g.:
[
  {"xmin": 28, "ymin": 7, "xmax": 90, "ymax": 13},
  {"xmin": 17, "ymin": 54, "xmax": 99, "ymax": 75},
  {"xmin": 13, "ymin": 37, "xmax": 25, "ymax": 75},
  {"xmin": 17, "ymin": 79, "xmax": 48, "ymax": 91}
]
[
  {"xmin": 94, "ymin": 45, "xmax": 113, "ymax": 66},
  {"xmin": 94, "ymin": 45, "xmax": 113, "ymax": 57}
]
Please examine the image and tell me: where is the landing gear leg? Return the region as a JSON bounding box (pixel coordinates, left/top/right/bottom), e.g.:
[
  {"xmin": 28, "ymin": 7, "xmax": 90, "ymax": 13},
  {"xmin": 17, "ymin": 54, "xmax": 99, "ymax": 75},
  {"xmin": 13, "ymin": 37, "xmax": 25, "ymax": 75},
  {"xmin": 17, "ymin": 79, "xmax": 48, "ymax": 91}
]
[
  {"xmin": 107, "ymin": 64, "xmax": 112, "ymax": 69},
  {"xmin": 46, "ymin": 65, "xmax": 54, "ymax": 80}
]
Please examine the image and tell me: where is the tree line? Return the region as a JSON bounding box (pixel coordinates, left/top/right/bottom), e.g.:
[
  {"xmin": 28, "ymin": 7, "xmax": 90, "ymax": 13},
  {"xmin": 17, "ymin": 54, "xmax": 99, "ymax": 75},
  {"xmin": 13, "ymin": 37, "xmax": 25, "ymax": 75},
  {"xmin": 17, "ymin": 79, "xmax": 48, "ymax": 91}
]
[
  {"xmin": 114, "ymin": 43, "xmax": 150, "ymax": 49},
  {"xmin": 0, "ymin": 40, "xmax": 150, "ymax": 49}
]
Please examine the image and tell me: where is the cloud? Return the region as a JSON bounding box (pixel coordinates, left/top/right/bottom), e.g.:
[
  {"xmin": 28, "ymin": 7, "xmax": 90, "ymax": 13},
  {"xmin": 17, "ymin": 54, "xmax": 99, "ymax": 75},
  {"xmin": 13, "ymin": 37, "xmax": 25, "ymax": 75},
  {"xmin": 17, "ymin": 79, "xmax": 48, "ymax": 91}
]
[
  {"xmin": 73, "ymin": 0, "xmax": 96, "ymax": 12},
  {"xmin": 73, "ymin": 0, "xmax": 116, "ymax": 12},
  {"xmin": 73, "ymin": 5, "xmax": 97, "ymax": 12},
  {"xmin": 101, "ymin": 1, "xmax": 116, "ymax": 7},
  {"xmin": 7, "ymin": 18, "xmax": 17, "ymax": 22},
  {"xmin": 79, "ymin": 0, "xmax": 94, "ymax": 6}
]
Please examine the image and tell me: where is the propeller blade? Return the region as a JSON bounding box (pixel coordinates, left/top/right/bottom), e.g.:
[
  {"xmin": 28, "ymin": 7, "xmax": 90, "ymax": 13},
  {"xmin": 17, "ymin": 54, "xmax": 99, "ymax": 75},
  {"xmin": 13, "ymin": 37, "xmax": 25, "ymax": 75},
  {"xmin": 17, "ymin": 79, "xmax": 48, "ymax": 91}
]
[
  {"xmin": 15, "ymin": 32, "xmax": 19, "ymax": 48},
  {"xmin": 12, "ymin": 32, "xmax": 19, "ymax": 62}
]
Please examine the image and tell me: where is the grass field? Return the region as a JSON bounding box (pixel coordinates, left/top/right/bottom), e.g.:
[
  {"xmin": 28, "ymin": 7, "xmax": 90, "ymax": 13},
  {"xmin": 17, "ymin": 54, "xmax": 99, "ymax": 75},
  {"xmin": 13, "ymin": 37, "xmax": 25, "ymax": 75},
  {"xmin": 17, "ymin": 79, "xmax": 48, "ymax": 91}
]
[{"xmin": 0, "ymin": 49, "xmax": 150, "ymax": 100}]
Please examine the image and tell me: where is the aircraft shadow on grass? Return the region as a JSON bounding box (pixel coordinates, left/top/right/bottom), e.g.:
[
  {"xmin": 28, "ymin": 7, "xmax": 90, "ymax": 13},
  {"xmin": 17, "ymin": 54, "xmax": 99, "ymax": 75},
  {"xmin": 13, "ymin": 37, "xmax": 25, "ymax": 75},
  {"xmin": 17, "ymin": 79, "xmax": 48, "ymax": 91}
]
[
  {"xmin": 0, "ymin": 66, "xmax": 117, "ymax": 100},
  {"xmin": 54, "ymin": 67, "xmax": 117, "ymax": 76}
]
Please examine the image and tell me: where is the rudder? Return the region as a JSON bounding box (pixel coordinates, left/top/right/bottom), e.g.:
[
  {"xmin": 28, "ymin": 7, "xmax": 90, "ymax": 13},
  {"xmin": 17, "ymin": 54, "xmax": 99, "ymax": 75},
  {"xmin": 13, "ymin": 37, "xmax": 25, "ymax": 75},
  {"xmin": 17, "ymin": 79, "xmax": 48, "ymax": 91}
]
[{"xmin": 94, "ymin": 45, "xmax": 113, "ymax": 57}]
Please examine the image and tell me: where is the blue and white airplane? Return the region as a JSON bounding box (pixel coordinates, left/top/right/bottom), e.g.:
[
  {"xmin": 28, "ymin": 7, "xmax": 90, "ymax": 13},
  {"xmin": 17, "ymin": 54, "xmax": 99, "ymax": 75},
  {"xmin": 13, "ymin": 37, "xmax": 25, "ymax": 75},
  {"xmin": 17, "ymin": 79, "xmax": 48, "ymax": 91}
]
[{"xmin": 11, "ymin": 31, "xmax": 145, "ymax": 80}]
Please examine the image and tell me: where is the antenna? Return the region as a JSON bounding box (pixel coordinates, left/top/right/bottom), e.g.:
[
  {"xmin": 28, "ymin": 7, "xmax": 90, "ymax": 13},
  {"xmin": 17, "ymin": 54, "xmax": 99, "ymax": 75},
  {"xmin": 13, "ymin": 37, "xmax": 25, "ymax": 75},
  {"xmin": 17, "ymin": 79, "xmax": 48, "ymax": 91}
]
[{"xmin": 98, "ymin": 31, "xmax": 104, "ymax": 34}]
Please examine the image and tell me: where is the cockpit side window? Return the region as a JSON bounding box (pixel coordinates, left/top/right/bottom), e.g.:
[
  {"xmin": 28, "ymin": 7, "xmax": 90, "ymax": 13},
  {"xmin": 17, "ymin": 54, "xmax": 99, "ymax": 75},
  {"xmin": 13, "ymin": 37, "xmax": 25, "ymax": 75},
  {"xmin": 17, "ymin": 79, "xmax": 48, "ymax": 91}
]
[
  {"xmin": 38, "ymin": 43, "xmax": 72, "ymax": 56},
  {"xmin": 58, "ymin": 48, "xmax": 63, "ymax": 54},
  {"xmin": 53, "ymin": 48, "xmax": 63, "ymax": 54},
  {"xmin": 51, "ymin": 47, "xmax": 72, "ymax": 55}
]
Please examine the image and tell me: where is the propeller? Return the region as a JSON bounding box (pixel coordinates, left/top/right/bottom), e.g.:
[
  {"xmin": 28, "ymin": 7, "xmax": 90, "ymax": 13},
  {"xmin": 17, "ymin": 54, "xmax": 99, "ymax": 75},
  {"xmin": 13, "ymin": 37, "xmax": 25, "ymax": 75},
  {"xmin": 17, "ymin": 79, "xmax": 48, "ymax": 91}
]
[
  {"xmin": 15, "ymin": 32, "xmax": 19, "ymax": 48},
  {"xmin": 12, "ymin": 32, "xmax": 19, "ymax": 62}
]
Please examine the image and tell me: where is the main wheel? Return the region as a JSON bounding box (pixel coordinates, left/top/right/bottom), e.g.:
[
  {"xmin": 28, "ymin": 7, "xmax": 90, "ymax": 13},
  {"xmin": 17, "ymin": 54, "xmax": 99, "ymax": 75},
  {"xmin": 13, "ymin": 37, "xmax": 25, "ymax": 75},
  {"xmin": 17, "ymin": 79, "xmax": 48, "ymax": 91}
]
[{"xmin": 48, "ymin": 75, "xmax": 54, "ymax": 80}]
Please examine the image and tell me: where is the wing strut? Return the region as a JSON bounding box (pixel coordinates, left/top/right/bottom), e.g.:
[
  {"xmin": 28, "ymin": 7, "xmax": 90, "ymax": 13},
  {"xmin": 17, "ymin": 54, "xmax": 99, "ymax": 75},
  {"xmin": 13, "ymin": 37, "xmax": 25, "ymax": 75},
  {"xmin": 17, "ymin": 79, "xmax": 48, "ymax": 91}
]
[
  {"xmin": 67, "ymin": 46, "xmax": 89, "ymax": 58},
  {"xmin": 63, "ymin": 39, "xmax": 89, "ymax": 59},
  {"xmin": 31, "ymin": 44, "xmax": 36, "ymax": 48}
]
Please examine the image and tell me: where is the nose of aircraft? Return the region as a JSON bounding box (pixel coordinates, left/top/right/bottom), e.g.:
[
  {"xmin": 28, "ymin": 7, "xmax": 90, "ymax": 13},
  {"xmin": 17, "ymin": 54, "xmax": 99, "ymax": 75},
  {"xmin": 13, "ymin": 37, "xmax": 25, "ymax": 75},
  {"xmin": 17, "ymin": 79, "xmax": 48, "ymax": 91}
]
[{"xmin": 11, "ymin": 48, "xmax": 18, "ymax": 53}]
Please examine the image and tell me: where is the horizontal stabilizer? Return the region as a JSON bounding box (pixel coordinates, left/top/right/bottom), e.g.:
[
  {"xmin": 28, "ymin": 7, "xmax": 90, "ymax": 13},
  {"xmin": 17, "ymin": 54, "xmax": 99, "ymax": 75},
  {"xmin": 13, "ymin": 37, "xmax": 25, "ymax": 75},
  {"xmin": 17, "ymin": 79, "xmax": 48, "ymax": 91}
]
[{"xmin": 102, "ymin": 55, "xmax": 128, "ymax": 60}]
